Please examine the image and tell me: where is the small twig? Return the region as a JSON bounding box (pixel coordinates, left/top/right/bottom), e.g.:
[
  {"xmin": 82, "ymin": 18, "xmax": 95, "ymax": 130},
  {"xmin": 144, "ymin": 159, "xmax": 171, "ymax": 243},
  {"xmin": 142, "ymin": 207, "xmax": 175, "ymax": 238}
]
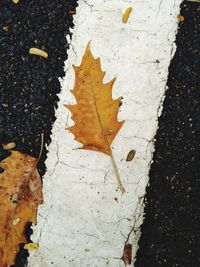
[
  {"xmin": 38, "ymin": 132, "xmax": 44, "ymax": 160},
  {"xmin": 110, "ymin": 149, "xmax": 125, "ymax": 193}
]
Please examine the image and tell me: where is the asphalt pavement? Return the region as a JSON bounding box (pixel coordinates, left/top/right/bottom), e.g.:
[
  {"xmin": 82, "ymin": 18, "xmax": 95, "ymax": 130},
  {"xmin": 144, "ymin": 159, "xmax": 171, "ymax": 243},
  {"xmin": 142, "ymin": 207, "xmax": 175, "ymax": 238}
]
[{"xmin": 135, "ymin": 2, "xmax": 200, "ymax": 267}]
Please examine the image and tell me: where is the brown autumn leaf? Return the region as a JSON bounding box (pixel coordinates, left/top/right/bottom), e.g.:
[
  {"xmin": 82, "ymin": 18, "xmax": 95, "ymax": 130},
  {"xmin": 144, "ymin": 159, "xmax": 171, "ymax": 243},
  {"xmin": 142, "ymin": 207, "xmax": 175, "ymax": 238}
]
[
  {"xmin": 64, "ymin": 43, "xmax": 125, "ymax": 192},
  {"xmin": 0, "ymin": 150, "xmax": 43, "ymax": 267}
]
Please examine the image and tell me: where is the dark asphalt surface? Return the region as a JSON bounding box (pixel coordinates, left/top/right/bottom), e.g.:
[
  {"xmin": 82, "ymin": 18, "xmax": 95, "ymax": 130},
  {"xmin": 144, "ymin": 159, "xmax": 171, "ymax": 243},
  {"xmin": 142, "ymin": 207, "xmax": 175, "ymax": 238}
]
[
  {"xmin": 0, "ymin": 0, "xmax": 78, "ymax": 266},
  {"xmin": 135, "ymin": 1, "xmax": 200, "ymax": 267}
]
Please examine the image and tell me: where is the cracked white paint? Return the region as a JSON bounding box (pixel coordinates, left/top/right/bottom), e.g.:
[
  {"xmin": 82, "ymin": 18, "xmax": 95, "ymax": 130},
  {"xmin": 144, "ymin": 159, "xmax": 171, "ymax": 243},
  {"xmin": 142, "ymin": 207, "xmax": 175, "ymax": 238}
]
[{"xmin": 28, "ymin": 0, "xmax": 182, "ymax": 266}]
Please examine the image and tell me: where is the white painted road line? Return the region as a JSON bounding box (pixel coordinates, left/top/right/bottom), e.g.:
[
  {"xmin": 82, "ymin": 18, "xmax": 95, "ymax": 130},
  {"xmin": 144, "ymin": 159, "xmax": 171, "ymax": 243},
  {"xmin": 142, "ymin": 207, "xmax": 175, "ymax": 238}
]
[{"xmin": 28, "ymin": 0, "xmax": 183, "ymax": 266}]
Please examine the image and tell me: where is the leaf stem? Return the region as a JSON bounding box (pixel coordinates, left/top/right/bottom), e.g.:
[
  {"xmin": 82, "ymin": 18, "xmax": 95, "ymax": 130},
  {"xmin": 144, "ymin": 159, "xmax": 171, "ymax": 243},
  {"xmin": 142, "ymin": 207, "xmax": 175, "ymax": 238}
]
[
  {"xmin": 109, "ymin": 149, "xmax": 125, "ymax": 193},
  {"xmin": 38, "ymin": 131, "xmax": 44, "ymax": 160}
]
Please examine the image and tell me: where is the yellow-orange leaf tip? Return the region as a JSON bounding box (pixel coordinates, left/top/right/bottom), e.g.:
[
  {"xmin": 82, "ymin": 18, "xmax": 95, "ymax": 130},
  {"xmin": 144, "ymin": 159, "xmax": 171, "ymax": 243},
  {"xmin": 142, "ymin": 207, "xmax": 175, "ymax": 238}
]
[
  {"xmin": 64, "ymin": 43, "xmax": 125, "ymax": 193},
  {"xmin": 122, "ymin": 7, "xmax": 133, "ymax": 23}
]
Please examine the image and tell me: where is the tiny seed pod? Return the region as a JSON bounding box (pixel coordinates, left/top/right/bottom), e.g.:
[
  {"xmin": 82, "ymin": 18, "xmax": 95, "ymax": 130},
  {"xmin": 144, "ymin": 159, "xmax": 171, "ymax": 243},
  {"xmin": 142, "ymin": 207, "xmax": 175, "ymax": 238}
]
[
  {"xmin": 126, "ymin": 150, "xmax": 136, "ymax": 162},
  {"xmin": 29, "ymin": 48, "xmax": 48, "ymax": 59},
  {"xmin": 122, "ymin": 7, "xmax": 133, "ymax": 23}
]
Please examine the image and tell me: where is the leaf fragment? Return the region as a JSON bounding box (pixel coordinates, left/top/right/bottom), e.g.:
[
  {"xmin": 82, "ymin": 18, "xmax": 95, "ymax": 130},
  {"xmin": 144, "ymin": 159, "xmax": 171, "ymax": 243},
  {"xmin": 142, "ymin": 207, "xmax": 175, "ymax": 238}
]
[
  {"xmin": 65, "ymin": 43, "xmax": 125, "ymax": 192},
  {"xmin": 3, "ymin": 26, "xmax": 9, "ymax": 32},
  {"xmin": 122, "ymin": 243, "xmax": 132, "ymax": 265},
  {"xmin": 177, "ymin": 14, "xmax": 185, "ymax": 22},
  {"xmin": 29, "ymin": 47, "xmax": 48, "ymax": 59},
  {"xmin": 2, "ymin": 142, "xmax": 16, "ymax": 150},
  {"xmin": 122, "ymin": 7, "xmax": 133, "ymax": 23},
  {"xmin": 24, "ymin": 242, "xmax": 39, "ymax": 250},
  {"xmin": 0, "ymin": 150, "xmax": 43, "ymax": 267}
]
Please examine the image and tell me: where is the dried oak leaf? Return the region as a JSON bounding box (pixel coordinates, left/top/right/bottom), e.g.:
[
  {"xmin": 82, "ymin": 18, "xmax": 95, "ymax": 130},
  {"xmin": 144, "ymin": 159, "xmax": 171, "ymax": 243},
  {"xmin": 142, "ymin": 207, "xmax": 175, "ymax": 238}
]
[
  {"xmin": 64, "ymin": 43, "xmax": 125, "ymax": 192},
  {"xmin": 0, "ymin": 150, "xmax": 43, "ymax": 267}
]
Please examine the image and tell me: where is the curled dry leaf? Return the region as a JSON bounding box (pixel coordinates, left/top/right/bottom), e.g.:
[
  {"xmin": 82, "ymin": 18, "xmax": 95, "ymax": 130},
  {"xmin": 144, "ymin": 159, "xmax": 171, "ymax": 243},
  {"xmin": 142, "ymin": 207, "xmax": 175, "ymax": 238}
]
[
  {"xmin": 122, "ymin": 7, "xmax": 133, "ymax": 23},
  {"xmin": 0, "ymin": 150, "xmax": 43, "ymax": 267},
  {"xmin": 64, "ymin": 43, "xmax": 125, "ymax": 192},
  {"xmin": 29, "ymin": 47, "xmax": 48, "ymax": 59}
]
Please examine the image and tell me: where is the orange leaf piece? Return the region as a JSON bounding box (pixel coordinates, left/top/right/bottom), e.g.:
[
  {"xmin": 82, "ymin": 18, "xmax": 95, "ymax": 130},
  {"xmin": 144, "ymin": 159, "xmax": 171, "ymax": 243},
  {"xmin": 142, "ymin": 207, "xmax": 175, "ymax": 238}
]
[
  {"xmin": 0, "ymin": 150, "xmax": 43, "ymax": 267},
  {"xmin": 177, "ymin": 14, "xmax": 185, "ymax": 22},
  {"xmin": 64, "ymin": 43, "xmax": 125, "ymax": 192}
]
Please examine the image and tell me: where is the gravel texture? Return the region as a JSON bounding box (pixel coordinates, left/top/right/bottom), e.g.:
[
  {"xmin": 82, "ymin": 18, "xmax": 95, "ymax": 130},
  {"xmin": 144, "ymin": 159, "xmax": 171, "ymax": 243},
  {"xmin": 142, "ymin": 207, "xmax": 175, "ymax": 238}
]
[
  {"xmin": 135, "ymin": 2, "xmax": 200, "ymax": 267},
  {"xmin": 0, "ymin": 0, "xmax": 78, "ymax": 266}
]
